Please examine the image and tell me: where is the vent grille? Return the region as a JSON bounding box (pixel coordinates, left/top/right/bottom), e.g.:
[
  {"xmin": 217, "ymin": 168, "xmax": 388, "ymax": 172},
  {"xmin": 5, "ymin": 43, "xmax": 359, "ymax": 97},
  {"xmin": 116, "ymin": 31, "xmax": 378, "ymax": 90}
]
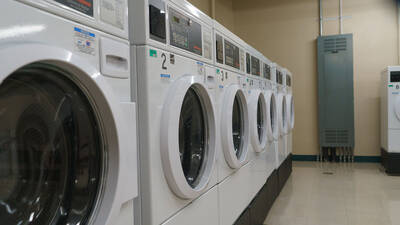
[
  {"xmin": 323, "ymin": 38, "xmax": 347, "ymax": 53},
  {"xmin": 324, "ymin": 129, "xmax": 349, "ymax": 145}
]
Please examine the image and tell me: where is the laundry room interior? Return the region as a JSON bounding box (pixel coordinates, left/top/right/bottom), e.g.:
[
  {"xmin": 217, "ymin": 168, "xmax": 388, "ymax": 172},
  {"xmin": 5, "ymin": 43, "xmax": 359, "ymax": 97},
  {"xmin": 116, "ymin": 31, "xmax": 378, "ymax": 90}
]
[{"xmin": 1, "ymin": 0, "xmax": 400, "ymax": 225}]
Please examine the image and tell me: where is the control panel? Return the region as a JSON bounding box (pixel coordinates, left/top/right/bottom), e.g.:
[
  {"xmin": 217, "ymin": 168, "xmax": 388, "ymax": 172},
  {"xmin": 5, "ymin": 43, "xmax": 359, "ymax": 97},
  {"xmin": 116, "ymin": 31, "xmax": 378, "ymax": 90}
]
[
  {"xmin": 263, "ymin": 63, "xmax": 271, "ymax": 80},
  {"xmin": 276, "ymin": 70, "xmax": 283, "ymax": 85},
  {"xmin": 216, "ymin": 34, "xmax": 224, "ymax": 64},
  {"xmin": 251, "ymin": 56, "xmax": 260, "ymax": 76},
  {"xmin": 286, "ymin": 75, "xmax": 291, "ymax": 87},
  {"xmin": 169, "ymin": 7, "xmax": 202, "ymax": 56},
  {"xmin": 246, "ymin": 53, "xmax": 251, "ymax": 74},
  {"xmin": 390, "ymin": 71, "xmax": 400, "ymax": 83},
  {"xmin": 224, "ymin": 39, "xmax": 240, "ymax": 70}
]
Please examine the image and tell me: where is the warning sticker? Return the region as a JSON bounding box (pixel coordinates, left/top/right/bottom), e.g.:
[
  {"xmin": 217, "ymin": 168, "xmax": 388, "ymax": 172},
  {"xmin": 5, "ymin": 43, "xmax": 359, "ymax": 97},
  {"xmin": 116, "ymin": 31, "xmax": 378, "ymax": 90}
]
[
  {"xmin": 74, "ymin": 27, "xmax": 96, "ymax": 56},
  {"xmin": 100, "ymin": 0, "xmax": 125, "ymax": 29},
  {"xmin": 55, "ymin": 0, "xmax": 93, "ymax": 16},
  {"xmin": 197, "ymin": 62, "xmax": 204, "ymax": 76}
]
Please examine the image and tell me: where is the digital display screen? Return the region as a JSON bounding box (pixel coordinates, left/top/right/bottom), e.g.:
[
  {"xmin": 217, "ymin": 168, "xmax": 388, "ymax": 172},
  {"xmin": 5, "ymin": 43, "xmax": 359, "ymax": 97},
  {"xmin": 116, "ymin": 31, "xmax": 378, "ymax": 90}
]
[
  {"xmin": 224, "ymin": 40, "xmax": 240, "ymax": 69},
  {"xmin": 251, "ymin": 56, "xmax": 260, "ymax": 76},
  {"xmin": 149, "ymin": 4, "xmax": 166, "ymax": 43},
  {"xmin": 246, "ymin": 53, "xmax": 251, "ymax": 74},
  {"xmin": 276, "ymin": 71, "xmax": 283, "ymax": 84},
  {"xmin": 216, "ymin": 34, "xmax": 223, "ymax": 64},
  {"xmin": 286, "ymin": 75, "xmax": 291, "ymax": 86},
  {"xmin": 263, "ymin": 63, "xmax": 271, "ymax": 80},
  {"xmin": 391, "ymin": 71, "xmax": 400, "ymax": 83}
]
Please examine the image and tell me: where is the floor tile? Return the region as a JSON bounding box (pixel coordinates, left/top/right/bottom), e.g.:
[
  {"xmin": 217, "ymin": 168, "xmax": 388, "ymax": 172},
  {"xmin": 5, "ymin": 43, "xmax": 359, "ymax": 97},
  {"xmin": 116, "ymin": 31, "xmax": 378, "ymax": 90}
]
[{"xmin": 264, "ymin": 162, "xmax": 399, "ymax": 225}]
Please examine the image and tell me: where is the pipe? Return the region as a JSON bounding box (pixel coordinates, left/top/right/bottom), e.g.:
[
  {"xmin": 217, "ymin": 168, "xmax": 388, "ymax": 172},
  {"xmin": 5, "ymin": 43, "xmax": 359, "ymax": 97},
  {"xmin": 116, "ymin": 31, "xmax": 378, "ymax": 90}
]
[
  {"xmin": 398, "ymin": 0, "xmax": 400, "ymax": 64},
  {"xmin": 319, "ymin": 0, "xmax": 323, "ymax": 36},
  {"xmin": 339, "ymin": 0, "xmax": 343, "ymax": 34}
]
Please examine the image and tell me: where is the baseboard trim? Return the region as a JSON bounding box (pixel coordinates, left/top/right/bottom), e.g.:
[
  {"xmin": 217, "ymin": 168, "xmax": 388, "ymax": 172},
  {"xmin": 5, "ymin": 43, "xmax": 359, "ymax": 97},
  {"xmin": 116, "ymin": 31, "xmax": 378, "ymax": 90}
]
[
  {"xmin": 292, "ymin": 155, "xmax": 317, "ymax": 161},
  {"xmin": 292, "ymin": 154, "xmax": 380, "ymax": 163}
]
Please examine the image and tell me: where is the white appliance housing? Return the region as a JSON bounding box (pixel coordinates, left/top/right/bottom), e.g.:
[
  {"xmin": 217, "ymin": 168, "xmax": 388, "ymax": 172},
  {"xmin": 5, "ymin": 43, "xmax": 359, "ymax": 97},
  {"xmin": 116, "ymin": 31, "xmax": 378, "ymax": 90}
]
[
  {"xmin": 284, "ymin": 69, "xmax": 294, "ymax": 157},
  {"xmin": 261, "ymin": 58, "xmax": 279, "ymax": 179},
  {"xmin": 0, "ymin": 1, "xmax": 137, "ymax": 225},
  {"xmin": 247, "ymin": 75, "xmax": 272, "ymax": 198},
  {"xmin": 274, "ymin": 64, "xmax": 288, "ymax": 168},
  {"xmin": 381, "ymin": 66, "xmax": 400, "ymax": 153},
  {"xmin": 380, "ymin": 66, "xmax": 400, "ymax": 175},
  {"xmin": 130, "ymin": 0, "xmax": 219, "ymax": 224},
  {"xmin": 213, "ymin": 21, "xmax": 255, "ymax": 225}
]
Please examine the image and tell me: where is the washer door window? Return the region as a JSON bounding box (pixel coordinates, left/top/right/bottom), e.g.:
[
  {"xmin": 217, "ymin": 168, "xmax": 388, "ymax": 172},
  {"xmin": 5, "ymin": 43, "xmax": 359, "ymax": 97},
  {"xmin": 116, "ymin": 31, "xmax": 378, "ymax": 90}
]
[
  {"xmin": 232, "ymin": 93, "xmax": 245, "ymax": 157},
  {"xmin": 0, "ymin": 65, "xmax": 103, "ymax": 225},
  {"xmin": 179, "ymin": 87, "xmax": 206, "ymax": 188},
  {"xmin": 161, "ymin": 77, "xmax": 216, "ymax": 199},
  {"xmin": 249, "ymin": 90, "xmax": 267, "ymax": 153},
  {"xmin": 287, "ymin": 95, "xmax": 295, "ymax": 130},
  {"xmin": 257, "ymin": 98, "xmax": 264, "ymax": 142},
  {"xmin": 280, "ymin": 96, "xmax": 288, "ymax": 134},
  {"xmin": 221, "ymin": 86, "xmax": 249, "ymax": 169},
  {"xmin": 266, "ymin": 91, "xmax": 278, "ymax": 142}
]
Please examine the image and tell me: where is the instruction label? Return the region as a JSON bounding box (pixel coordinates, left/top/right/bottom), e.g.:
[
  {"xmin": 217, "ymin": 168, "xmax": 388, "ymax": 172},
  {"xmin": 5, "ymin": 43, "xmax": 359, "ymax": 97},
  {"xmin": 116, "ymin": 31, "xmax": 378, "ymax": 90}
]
[
  {"xmin": 197, "ymin": 62, "xmax": 204, "ymax": 75},
  {"xmin": 74, "ymin": 27, "xmax": 96, "ymax": 56},
  {"xmin": 100, "ymin": 0, "xmax": 125, "ymax": 29}
]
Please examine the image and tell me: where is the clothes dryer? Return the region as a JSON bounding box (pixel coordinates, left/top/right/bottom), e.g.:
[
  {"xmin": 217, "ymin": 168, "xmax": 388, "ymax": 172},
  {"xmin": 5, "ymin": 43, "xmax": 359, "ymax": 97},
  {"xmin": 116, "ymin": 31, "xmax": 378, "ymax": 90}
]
[
  {"xmin": 0, "ymin": 1, "xmax": 137, "ymax": 225},
  {"xmin": 130, "ymin": 1, "xmax": 219, "ymax": 224}
]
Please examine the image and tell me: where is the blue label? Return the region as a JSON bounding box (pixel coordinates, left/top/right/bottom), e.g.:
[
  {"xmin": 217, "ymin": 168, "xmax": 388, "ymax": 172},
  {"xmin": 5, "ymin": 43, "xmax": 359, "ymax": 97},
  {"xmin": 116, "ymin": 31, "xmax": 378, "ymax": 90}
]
[
  {"xmin": 197, "ymin": 62, "xmax": 204, "ymax": 65},
  {"xmin": 219, "ymin": 85, "xmax": 224, "ymax": 89},
  {"xmin": 392, "ymin": 92, "xmax": 399, "ymax": 95},
  {"xmin": 74, "ymin": 27, "xmax": 95, "ymax": 37},
  {"xmin": 160, "ymin": 74, "xmax": 171, "ymax": 78}
]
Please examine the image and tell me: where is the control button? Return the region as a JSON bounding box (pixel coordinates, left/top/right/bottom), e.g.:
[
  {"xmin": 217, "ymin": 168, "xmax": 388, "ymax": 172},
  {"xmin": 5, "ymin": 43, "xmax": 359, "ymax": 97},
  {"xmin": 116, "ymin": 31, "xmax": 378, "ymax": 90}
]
[{"xmin": 396, "ymin": 85, "xmax": 399, "ymax": 89}]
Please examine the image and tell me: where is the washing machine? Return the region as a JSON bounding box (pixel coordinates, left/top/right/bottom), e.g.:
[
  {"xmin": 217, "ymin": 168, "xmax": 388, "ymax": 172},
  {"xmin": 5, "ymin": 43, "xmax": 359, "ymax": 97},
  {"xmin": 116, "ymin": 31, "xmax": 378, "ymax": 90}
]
[
  {"xmin": 274, "ymin": 64, "xmax": 287, "ymax": 169},
  {"xmin": 284, "ymin": 69, "xmax": 294, "ymax": 158},
  {"xmin": 243, "ymin": 46, "xmax": 273, "ymax": 200},
  {"xmin": 275, "ymin": 64, "xmax": 289, "ymax": 192},
  {"xmin": 0, "ymin": 1, "xmax": 138, "ymax": 225},
  {"xmin": 129, "ymin": 0, "xmax": 219, "ymax": 224},
  {"xmin": 262, "ymin": 59, "xmax": 279, "ymax": 180},
  {"xmin": 381, "ymin": 66, "xmax": 400, "ymax": 174},
  {"xmin": 213, "ymin": 21, "xmax": 255, "ymax": 225}
]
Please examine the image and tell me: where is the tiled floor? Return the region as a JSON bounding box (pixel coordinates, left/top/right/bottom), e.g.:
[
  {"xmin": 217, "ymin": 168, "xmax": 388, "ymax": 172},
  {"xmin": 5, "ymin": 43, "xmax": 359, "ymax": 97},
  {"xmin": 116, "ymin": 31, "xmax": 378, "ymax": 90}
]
[{"xmin": 264, "ymin": 161, "xmax": 400, "ymax": 225}]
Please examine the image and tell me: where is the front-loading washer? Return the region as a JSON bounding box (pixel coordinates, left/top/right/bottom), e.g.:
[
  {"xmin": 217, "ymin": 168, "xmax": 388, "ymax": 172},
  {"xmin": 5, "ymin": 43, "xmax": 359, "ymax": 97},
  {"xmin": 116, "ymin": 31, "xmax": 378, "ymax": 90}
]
[
  {"xmin": 0, "ymin": 1, "xmax": 138, "ymax": 225},
  {"xmin": 247, "ymin": 75, "xmax": 270, "ymax": 199},
  {"xmin": 284, "ymin": 69, "xmax": 294, "ymax": 159},
  {"xmin": 213, "ymin": 21, "xmax": 255, "ymax": 225},
  {"xmin": 258, "ymin": 58, "xmax": 278, "ymax": 182},
  {"xmin": 129, "ymin": 0, "xmax": 219, "ymax": 224},
  {"xmin": 242, "ymin": 45, "xmax": 272, "ymax": 200},
  {"xmin": 275, "ymin": 64, "xmax": 289, "ymax": 192}
]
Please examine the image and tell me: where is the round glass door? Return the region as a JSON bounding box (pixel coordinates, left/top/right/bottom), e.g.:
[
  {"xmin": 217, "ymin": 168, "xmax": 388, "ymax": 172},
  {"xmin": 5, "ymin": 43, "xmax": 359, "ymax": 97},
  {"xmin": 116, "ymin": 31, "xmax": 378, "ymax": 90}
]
[
  {"xmin": 0, "ymin": 65, "xmax": 103, "ymax": 225},
  {"xmin": 280, "ymin": 96, "xmax": 288, "ymax": 134},
  {"xmin": 257, "ymin": 97, "xmax": 265, "ymax": 143},
  {"xmin": 290, "ymin": 96, "xmax": 294, "ymax": 129},
  {"xmin": 270, "ymin": 94, "xmax": 277, "ymax": 137},
  {"xmin": 232, "ymin": 93, "xmax": 245, "ymax": 158},
  {"xmin": 179, "ymin": 87, "xmax": 207, "ymax": 188}
]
